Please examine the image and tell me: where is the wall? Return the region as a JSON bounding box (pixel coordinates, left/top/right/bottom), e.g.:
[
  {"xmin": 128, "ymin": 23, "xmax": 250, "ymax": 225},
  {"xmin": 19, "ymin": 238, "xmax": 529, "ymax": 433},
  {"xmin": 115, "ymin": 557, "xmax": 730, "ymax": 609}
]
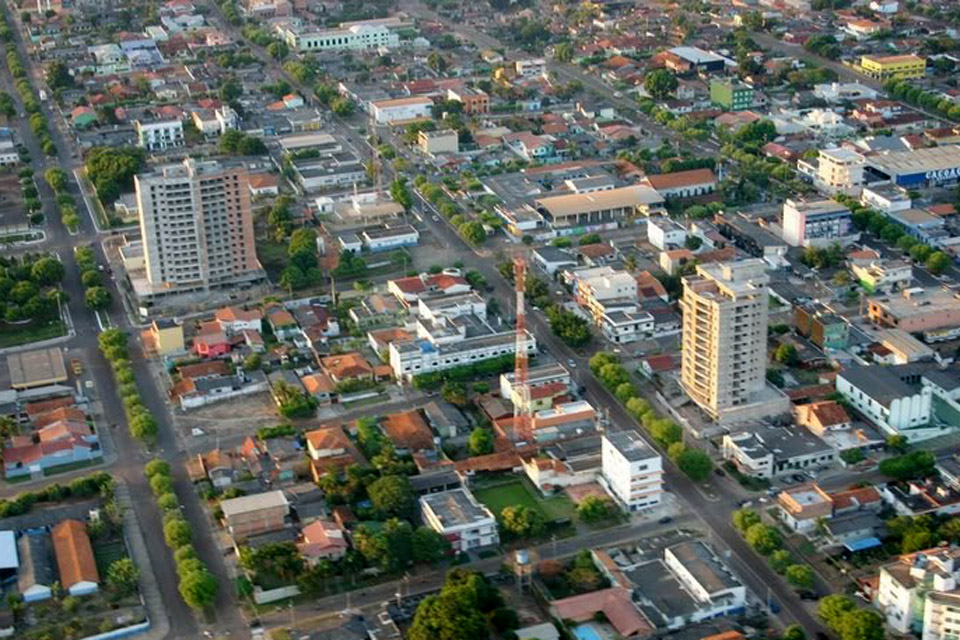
[{"xmin": 253, "ymin": 585, "xmax": 301, "ymax": 605}]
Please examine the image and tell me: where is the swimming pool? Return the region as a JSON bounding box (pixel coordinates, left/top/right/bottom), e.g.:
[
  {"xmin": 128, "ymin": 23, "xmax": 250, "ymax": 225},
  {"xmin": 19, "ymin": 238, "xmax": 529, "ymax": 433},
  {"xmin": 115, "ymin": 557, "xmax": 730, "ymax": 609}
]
[{"xmin": 573, "ymin": 624, "xmax": 603, "ymax": 640}]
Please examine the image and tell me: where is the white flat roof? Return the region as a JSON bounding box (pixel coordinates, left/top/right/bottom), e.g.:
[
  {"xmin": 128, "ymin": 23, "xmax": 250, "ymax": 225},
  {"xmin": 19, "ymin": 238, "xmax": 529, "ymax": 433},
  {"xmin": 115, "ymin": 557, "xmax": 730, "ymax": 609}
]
[{"xmin": 0, "ymin": 531, "xmax": 17, "ymax": 570}]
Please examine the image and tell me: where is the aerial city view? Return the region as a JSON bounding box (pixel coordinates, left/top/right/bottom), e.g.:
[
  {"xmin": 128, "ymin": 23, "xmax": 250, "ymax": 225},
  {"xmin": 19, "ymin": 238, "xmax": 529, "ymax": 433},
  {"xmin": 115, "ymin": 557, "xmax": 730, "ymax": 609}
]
[{"xmin": 3, "ymin": 0, "xmax": 960, "ymax": 638}]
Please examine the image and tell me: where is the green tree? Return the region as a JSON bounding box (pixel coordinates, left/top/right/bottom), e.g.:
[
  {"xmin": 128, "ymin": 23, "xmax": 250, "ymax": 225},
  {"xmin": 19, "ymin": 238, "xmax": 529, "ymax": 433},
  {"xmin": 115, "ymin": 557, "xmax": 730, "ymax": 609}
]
[
  {"xmin": 926, "ymin": 251, "xmax": 951, "ymax": 275},
  {"xmin": 106, "ymin": 558, "xmax": 140, "ymax": 597},
  {"xmin": 554, "ymin": 42, "xmax": 574, "ymax": 62},
  {"xmin": 644, "ymin": 69, "xmax": 678, "ymax": 99},
  {"xmin": 30, "ymin": 256, "xmax": 65, "ymax": 286},
  {"xmin": 770, "ymin": 549, "xmax": 792, "ymax": 574},
  {"xmin": 84, "ymin": 285, "xmax": 112, "ymax": 310},
  {"xmin": 178, "ymin": 568, "xmax": 218, "ymax": 610},
  {"xmin": 819, "ymin": 594, "xmax": 856, "ymax": 631},
  {"xmin": 839, "ymin": 609, "xmax": 885, "ymax": 640},
  {"xmin": 468, "ymin": 427, "xmax": 494, "ymax": 456},
  {"xmin": 500, "ymin": 504, "xmax": 545, "ymax": 538},
  {"xmin": 786, "ymin": 564, "xmax": 814, "ymax": 589},
  {"xmin": 367, "ymin": 475, "xmax": 415, "ymax": 519},
  {"xmin": 441, "ymin": 381, "xmax": 468, "ymax": 406},
  {"xmin": 784, "ymin": 625, "xmax": 806, "ymax": 640},
  {"xmin": 577, "ymin": 496, "xmax": 615, "ymax": 522},
  {"xmin": 677, "ymin": 449, "xmax": 713, "ymax": 481},
  {"xmin": 412, "ymin": 526, "xmax": 450, "ymax": 565},
  {"xmin": 164, "ymin": 518, "xmax": 193, "ymax": 548},
  {"xmin": 144, "ymin": 460, "xmax": 171, "ymax": 478},
  {"xmin": 775, "ymin": 343, "xmax": 798, "ymax": 365},
  {"xmin": 879, "ymin": 450, "xmax": 936, "ymax": 480},
  {"xmin": 459, "ymin": 220, "xmax": 487, "ymax": 244},
  {"xmin": 330, "ymin": 97, "xmax": 356, "ymax": 117},
  {"xmin": 745, "ymin": 522, "xmax": 781, "ymax": 555},
  {"xmin": 390, "ymin": 177, "xmax": 413, "ymax": 211}
]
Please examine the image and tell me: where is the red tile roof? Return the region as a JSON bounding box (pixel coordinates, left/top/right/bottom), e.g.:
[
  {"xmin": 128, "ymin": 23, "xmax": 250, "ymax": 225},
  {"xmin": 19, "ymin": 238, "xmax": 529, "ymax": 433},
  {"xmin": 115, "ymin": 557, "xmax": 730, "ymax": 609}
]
[
  {"xmin": 51, "ymin": 519, "xmax": 99, "ymax": 589},
  {"xmin": 552, "ymin": 587, "xmax": 653, "ymax": 638},
  {"xmin": 382, "ymin": 411, "xmax": 435, "ymax": 452}
]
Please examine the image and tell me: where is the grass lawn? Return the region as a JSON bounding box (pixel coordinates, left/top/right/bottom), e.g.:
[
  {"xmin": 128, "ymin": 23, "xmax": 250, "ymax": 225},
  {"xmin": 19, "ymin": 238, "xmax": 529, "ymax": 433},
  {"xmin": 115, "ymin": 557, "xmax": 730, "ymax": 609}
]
[
  {"xmin": 94, "ymin": 538, "xmax": 128, "ymax": 576},
  {"xmin": 473, "ymin": 478, "xmax": 574, "ymax": 522},
  {"xmin": 0, "ymin": 320, "xmax": 66, "ymax": 349},
  {"xmin": 43, "ymin": 457, "xmax": 102, "ymax": 477}
]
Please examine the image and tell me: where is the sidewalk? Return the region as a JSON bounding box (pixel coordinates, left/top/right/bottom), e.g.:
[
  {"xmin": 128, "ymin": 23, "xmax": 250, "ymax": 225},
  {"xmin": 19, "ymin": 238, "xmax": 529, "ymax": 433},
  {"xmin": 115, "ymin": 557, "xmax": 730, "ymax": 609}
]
[{"xmin": 116, "ymin": 482, "xmax": 171, "ymax": 640}]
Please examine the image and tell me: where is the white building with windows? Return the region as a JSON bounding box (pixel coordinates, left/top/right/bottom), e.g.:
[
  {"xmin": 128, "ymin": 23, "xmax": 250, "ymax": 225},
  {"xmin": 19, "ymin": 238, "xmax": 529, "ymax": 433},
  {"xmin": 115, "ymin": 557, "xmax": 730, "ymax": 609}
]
[
  {"xmin": 370, "ymin": 97, "xmax": 433, "ymax": 124},
  {"xmin": 389, "ymin": 330, "xmax": 536, "ymax": 380},
  {"xmin": 277, "ymin": 21, "xmax": 400, "ymax": 52},
  {"xmin": 836, "ymin": 365, "xmax": 935, "ymax": 441},
  {"xmin": 134, "ymin": 119, "xmax": 184, "ymax": 151},
  {"xmin": 420, "ymin": 488, "xmax": 499, "ymax": 553},
  {"xmin": 600, "ymin": 431, "xmax": 663, "ymax": 511},
  {"xmin": 877, "ymin": 547, "xmax": 960, "ymax": 638}
]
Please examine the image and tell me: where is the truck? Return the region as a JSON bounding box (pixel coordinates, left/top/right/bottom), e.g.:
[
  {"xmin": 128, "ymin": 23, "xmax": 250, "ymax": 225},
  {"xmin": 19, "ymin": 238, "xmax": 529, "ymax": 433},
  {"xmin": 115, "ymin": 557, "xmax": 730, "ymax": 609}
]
[{"xmin": 70, "ymin": 358, "xmax": 82, "ymax": 376}]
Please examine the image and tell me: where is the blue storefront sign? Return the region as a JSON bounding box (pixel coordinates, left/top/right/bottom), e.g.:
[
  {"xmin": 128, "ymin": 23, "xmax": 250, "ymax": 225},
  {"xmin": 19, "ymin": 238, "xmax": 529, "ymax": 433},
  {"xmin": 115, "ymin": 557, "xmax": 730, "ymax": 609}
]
[{"xmin": 897, "ymin": 166, "xmax": 960, "ymax": 187}]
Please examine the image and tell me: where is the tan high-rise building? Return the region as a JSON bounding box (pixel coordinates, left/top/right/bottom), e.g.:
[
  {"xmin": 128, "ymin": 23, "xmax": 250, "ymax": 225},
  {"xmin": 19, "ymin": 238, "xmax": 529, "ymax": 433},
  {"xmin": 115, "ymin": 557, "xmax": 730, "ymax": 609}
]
[
  {"xmin": 680, "ymin": 259, "xmax": 788, "ymax": 423},
  {"xmin": 135, "ymin": 159, "xmax": 260, "ymax": 291}
]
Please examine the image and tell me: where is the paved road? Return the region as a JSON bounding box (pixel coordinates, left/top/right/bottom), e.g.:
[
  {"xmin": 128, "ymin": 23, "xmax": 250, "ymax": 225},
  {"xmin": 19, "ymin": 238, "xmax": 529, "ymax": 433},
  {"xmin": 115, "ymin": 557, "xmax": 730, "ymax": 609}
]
[{"xmin": 0, "ymin": 5, "xmax": 240, "ymax": 637}]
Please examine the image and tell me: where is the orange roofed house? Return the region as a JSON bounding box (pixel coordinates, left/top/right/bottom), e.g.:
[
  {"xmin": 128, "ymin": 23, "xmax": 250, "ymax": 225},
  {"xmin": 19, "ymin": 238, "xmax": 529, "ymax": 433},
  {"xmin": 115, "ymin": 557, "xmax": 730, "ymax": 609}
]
[
  {"xmin": 51, "ymin": 519, "xmax": 99, "ymax": 596},
  {"xmin": 320, "ymin": 352, "xmax": 378, "ymax": 383},
  {"xmin": 382, "ymin": 410, "xmax": 435, "ymax": 454},
  {"xmin": 551, "ymin": 587, "xmax": 653, "ymax": 638}
]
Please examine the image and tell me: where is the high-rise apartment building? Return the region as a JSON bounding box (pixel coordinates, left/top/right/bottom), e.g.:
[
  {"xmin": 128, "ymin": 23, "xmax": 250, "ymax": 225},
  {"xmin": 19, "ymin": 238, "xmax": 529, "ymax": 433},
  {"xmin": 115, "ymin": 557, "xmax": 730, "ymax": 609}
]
[
  {"xmin": 680, "ymin": 259, "xmax": 788, "ymax": 423},
  {"xmin": 135, "ymin": 159, "xmax": 260, "ymax": 292}
]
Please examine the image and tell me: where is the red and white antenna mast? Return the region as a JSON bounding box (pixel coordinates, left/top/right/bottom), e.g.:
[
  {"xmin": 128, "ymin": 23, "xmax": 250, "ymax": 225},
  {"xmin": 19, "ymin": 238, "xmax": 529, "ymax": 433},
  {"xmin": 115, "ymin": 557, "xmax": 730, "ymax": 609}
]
[{"xmin": 513, "ymin": 256, "xmax": 532, "ymax": 444}]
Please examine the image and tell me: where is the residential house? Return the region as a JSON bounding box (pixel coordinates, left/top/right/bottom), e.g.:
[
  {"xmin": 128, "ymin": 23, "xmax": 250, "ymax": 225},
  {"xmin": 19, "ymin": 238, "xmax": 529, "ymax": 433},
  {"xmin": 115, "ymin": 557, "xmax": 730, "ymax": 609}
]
[
  {"xmin": 220, "ymin": 490, "xmax": 290, "ymax": 542},
  {"xmin": 382, "ymin": 410, "xmax": 435, "ymax": 454},
  {"xmin": 17, "ymin": 532, "xmax": 54, "ymax": 602},
  {"xmin": 321, "ymin": 352, "xmax": 375, "ymax": 383},
  {"xmin": 297, "ymin": 519, "xmax": 348, "ymax": 563},
  {"xmin": 51, "ymin": 519, "xmax": 99, "ymax": 596}
]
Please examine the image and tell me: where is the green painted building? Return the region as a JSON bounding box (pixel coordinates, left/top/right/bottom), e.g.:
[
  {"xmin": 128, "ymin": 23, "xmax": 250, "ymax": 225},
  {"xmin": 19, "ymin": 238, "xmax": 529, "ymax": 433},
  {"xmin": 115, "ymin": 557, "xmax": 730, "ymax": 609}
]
[{"xmin": 710, "ymin": 79, "xmax": 754, "ymax": 111}]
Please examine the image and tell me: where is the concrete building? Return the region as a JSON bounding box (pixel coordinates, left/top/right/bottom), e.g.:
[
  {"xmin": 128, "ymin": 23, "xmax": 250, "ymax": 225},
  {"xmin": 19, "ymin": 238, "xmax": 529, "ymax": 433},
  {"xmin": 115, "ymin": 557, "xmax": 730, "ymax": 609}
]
[
  {"xmin": 17, "ymin": 532, "xmax": 54, "ymax": 603},
  {"xmin": 836, "ymin": 364, "xmax": 937, "ymax": 441},
  {"xmin": 680, "ymin": 260, "xmax": 788, "ymax": 423},
  {"xmin": 867, "ymin": 145, "xmax": 960, "ymax": 188},
  {"xmin": 647, "ymin": 217, "xmax": 687, "ymax": 250},
  {"xmin": 574, "ymin": 266, "xmax": 638, "ymax": 324},
  {"xmin": 534, "ymin": 185, "xmax": 664, "ymax": 229},
  {"xmin": 794, "ymin": 304, "xmax": 849, "ymax": 350},
  {"xmin": 853, "ymin": 260, "xmax": 913, "ymax": 294},
  {"xmin": 419, "ymin": 129, "xmax": 458, "ymax": 155},
  {"xmin": 7, "ymin": 348, "xmax": 67, "ymax": 390},
  {"xmin": 860, "ymin": 184, "xmax": 912, "ymax": 214},
  {"xmin": 860, "ymin": 54, "xmax": 926, "ymax": 81},
  {"xmin": 642, "ymin": 168, "xmax": 717, "ymax": 199},
  {"xmin": 721, "ymin": 426, "xmax": 836, "ymax": 479},
  {"xmin": 134, "ymin": 119, "xmax": 184, "ymax": 151},
  {"xmin": 868, "ymin": 287, "xmax": 960, "ymax": 332},
  {"xmin": 814, "ymin": 82, "xmax": 879, "ymax": 103},
  {"xmin": 777, "ymin": 484, "xmax": 833, "ymax": 533},
  {"xmin": 710, "ymin": 79, "xmax": 754, "ymax": 111},
  {"xmin": 134, "ymin": 159, "xmax": 261, "ymax": 296},
  {"xmin": 799, "ymin": 147, "xmax": 866, "ymax": 195},
  {"xmin": 276, "ymin": 21, "xmax": 400, "ymax": 52},
  {"xmin": 419, "ymin": 488, "xmax": 498, "ymax": 553},
  {"xmin": 389, "ymin": 330, "xmax": 536, "ymax": 380},
  {"xmin": 370, "ymin": 97, "xmax": 433, "ymax": 124},
  {"xmin": 877, "ymin": 547, "xmax": 960, "ymax": 637},
  {"xmin": 220, "ymin": 490, "xmax": 290, "ymax": 542},
  {"xmin": 781, "ymin": 199, "xmax": 857, "ymax": 247},
  {"xmin": 663, "ymin": 541, "xmax": 746, "ymax": 618},
  {"xmin": 601, "ymin": 431, "xmax": 664, "ymax": 511}
]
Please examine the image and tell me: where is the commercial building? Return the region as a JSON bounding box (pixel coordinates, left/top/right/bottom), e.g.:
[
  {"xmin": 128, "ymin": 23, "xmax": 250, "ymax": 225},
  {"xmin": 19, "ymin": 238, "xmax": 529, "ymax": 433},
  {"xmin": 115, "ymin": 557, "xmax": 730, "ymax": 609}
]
[
  {"xmin": 813, "ymin": 82, "xmax": 879, "ymax": 103},
  {"xmin": 360, "ymin": 225, "xmax": 419, "ymax": 252},
  {"xmin": 17, "ymin": 532, "xmax": 54, "ymax": 602},
  {"xmin": 418, "ymin": 129, "xmax": 458, "ymax": 155},
  {"xmin": 7, "ymin": 348, "xmax": 68, "ymax": 390},
  {"xmin": 860, "ymin": 184, "xmax": 912, "ymax": 213},
  {"xmin": 647, "ymin": 217, "xmax": 687, "ymax": 250},
  {"xmin": 868, "ymin": 287, "xmax": 960, "ymax": 332},
  {"xmin": 51, "ymin": 519, "xmax": 99, "ymax": 596},
  {"xmin": 836, "ymin": 364, "xmax": 937, "ymax": 441},
  {"xmin": 781, "ymin": 199, "xmax": 857, "ymax": 247},
  {"xmin": 292, "ymin": 153, "xmax": 367, "ymax": 192},
  {"xmin": 665, "ymin": 46, "xmax": 727, "ymax": 74},
  {"xmin": 134, "ymin": 119, "xmax": 184, "ymax": 151},
  {"xmin": 876, "ymin": 547, "xmax": 960, "ymax": 637},
  {"xmin": 860, "ymin": 54, "xmax": 926, "ymax": 80},
  {"xmin": 601, "ymin": 431, "xmax": 664, "ymax": 511},
  {"xmin": 389, "ymin": 330, "xmax": 536, "ymax": 380},
  {"xmin": 866, "ymin": 145, "xmax": 960, "ymax": 188},
  {"xmin": 663, "ymin": 541, "xmax": 746, "ymax": 617},
  {"xmin": 534, "ymin": 185, "xmax": 664, "ymax": 229},
  {"xmin": 276, "ymin": 21, "xmax": 400, "ymax": 52},
  {"xmin": 447, "ymin": 87, "xmax": 490, "ymax": 114},
  {"xmin": 574, "ymin": 266, "xmax": 638, "ymax": 324},
  {"xmin": 853, "ymin": 259, "xmax": 913, "ymax": 294},
  {"xmin": 419, "ymin": 488, "xmax": 498, "ymax": 553},
  {"xmin": 220, "ymin": 490, "xmax": 290, "ymax": 542},
  {"xmin": 794, "ymin": 304, "xmax": 849, "ymax": 350},
  {"xmin": 134, "ymin": 159, "xmax": 261, "ymax": 297},
  {"xmin": 642, "ymin": 168, "xmax": 717, "ymax": 199},
  {"xmin": 680, "ymin": 260, "xmax": 789, "ymax": 423},
  {"xmin": 710, "ymin": 79, "xmax": 754, "ymax": 111},
  {"xmin": 799, "ymin": 147, "xmax": 866, "ymax": 195},
  {"xmin": 369, "ymin": 96, "xmax": 433, "ymax": 124},
  {"xmin": 721, "ymin": 426, "xmax": 836, "ymax": 479}
]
